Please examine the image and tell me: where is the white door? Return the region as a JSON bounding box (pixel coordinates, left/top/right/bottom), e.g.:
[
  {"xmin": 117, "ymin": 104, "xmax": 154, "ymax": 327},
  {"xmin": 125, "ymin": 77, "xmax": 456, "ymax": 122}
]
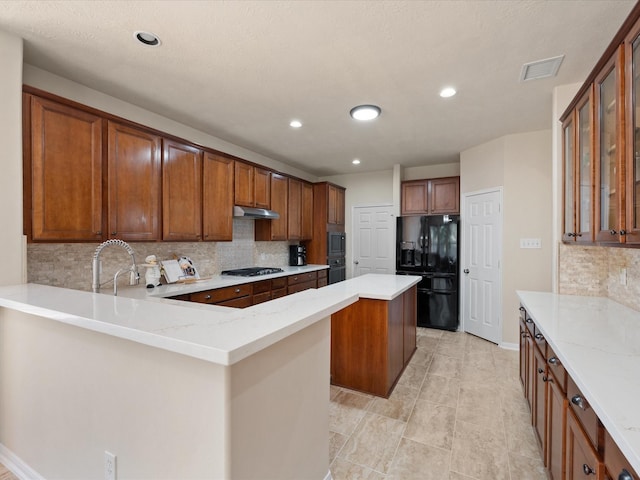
[
  {"xmin": 461, "ymin": 189, "xmax": 502, "ymax": 344},
  {"xmin": 352, "ymin": 205, "xmax": 395, "ymax": 277}
]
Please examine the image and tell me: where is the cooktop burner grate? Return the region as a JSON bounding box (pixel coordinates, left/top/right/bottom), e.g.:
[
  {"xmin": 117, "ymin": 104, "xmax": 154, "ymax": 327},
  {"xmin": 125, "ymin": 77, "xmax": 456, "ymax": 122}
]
[{"xmin": 221, "ymin": 267, "xmax": 284, "ymax": 277}]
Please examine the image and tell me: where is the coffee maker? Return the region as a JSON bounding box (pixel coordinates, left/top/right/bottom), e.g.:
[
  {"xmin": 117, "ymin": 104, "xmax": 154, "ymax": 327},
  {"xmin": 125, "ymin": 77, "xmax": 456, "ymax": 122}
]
[{"xmin": 289, "ymin": 245, "xmax": 307, "ymax": 266}]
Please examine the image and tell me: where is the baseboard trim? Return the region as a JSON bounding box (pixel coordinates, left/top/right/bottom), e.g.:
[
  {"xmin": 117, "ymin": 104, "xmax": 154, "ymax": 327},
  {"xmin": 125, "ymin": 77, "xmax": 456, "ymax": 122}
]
[
  {"xmin": 0, "ymin": 444, "xmax": 44, "ymax": 480},
  {"xmin": 500, "ymin": 341, "xmax": 519, "ymax": 351},
  {"xmin": 324, "ymin": 469, "xmax": 333, "ymax": 480}
]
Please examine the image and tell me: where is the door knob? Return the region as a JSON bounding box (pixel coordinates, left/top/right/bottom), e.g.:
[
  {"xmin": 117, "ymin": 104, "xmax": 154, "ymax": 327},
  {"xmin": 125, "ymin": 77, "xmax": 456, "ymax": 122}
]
[
  {"xmin": 354, "ymin": 260, "xmax": 359, "ymax": 265},
  {"xmin": 463, "ymin": 269, "xmax": 470, "ymax": 274}
]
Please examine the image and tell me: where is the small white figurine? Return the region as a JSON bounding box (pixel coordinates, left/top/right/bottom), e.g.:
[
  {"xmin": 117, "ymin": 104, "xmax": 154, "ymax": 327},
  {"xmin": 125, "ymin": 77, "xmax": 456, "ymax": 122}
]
[{"xmin": 144, "ymin": 255, "xmax": 162, "ymax": 288}]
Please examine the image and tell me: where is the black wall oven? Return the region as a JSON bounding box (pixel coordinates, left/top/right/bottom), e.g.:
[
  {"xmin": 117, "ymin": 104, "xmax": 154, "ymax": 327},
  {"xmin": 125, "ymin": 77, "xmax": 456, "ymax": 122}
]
[{"xmin": 327, "ymin": 232, "xmax": 346, "ymax": 257}]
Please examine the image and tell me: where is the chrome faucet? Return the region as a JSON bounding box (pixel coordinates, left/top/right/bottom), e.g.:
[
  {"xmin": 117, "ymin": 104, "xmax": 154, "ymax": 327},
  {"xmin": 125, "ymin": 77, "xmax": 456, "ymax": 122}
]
[{"xmin": 92, "ymin": 239, "xmax": 140, "ymax": 295}]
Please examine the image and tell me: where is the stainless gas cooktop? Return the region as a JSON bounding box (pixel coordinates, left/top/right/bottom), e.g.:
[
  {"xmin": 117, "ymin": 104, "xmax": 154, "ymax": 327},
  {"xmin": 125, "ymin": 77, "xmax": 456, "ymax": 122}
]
[{"xmin": 221, "ymin": 267, "xmax": 284, "ymax": 277}]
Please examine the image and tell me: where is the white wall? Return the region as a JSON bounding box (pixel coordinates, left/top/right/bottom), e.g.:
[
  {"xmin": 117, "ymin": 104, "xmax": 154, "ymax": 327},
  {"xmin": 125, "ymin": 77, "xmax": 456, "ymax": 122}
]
[
  {"xmin": 403, "ymin": 162, "xmax": 460, "ymax": 181},
  {"xmin": 460, "ymin": 131, "xmax": 552, "ymax": 346},
  {"xmin": 0, "ymin": 30, "xmax": 25, "ymax": 286}
]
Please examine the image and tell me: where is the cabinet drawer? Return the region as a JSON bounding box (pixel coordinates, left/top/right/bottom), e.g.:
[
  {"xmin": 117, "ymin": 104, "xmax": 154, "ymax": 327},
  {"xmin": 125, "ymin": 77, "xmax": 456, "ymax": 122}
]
[
  {"xmin": 604, "ymin": 429, "xmax": 639, "ymax": 480},
  {"xmin": 252, "ymin": 291, "xmax": 272, "ymax": 305},
  {"xmin": 532, "ymin": 325, "xmax": 547, "ymax": 357},
  {"xmin": 566, "ymin": 407, "xmax": 604, "ymax": 480},
  {"xmin": 288, "ymin": 279, "xmax": 316, "ymax": 294},
  {"xmin": 317, "ymin": 277, "xmax": 328, "ymax": 288},
  {"xmin": 272, "ymin": 287, "xmax": 287, "ymax": 299},
  {"xmin": 567, "ymin": 375, "xmax": 601, "ymax": 451},
  {"xmin": 218, "ymin": 296, "xmax": 253, "ymax": 308},
  {"xmin": 252, "ymin": 279, "xmax": 271, "ymax": 294},
  {"xmin": 271, "ymin": 277, "xmax": 287, "ymax": 289},
  {"xmin": 524, "ymin": 315, "xmax": 536, "ymax": 336},
  {"xmin": 287, "ymin": 271, "xmax": 317, "ymax": 285},
  {"xmin": 547, "ymin": 345, "xmax": 567, "ymax": 394},
  {"xmin": 317, "ymin": 269, "xmax": 328, "ymax": 280},
  {"xmin": 190, "ymin": 284, "xmax": 252, "ymax": 304}
]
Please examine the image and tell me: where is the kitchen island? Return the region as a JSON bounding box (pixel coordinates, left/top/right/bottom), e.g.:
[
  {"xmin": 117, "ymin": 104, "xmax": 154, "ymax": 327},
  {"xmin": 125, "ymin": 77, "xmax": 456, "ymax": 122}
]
[
  {"xmin": 518, "ymin": 291, "xmax": 640, "ymax": 476},
  {"xmin": 0, "ymin": 273, "xmax": 419, "ymax": 480}
]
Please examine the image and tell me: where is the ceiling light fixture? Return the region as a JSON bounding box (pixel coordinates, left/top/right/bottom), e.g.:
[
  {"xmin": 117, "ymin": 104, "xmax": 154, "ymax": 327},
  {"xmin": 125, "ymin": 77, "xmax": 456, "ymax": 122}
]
[
  {"xmin": 439, "ymin": 87, "xmax": 457, "ymax": 98},
  {"xmin": 134, "ymin": 31, "xmax": 161, "ymax": 47},
  {"xmin": 350, "ymin": 105, "xmax": 381, "ymax": 121},
  {"xmin": 352, "ymin": 159, "xmax": 361, "ymax": 165},
  {"xmin": 289, "ymin": 120, "xmax": 302, "ymax": 128}
]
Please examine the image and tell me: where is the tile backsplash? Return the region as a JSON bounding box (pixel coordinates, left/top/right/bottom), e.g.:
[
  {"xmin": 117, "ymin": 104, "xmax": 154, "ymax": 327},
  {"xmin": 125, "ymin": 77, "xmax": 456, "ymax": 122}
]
[
  {"xmin": 558, "ymin": 243, "xmax": 640, "ymax": 312},
  {"xmin": 28, "ymin": 219, "xmax": 293, "ymax": 291}
]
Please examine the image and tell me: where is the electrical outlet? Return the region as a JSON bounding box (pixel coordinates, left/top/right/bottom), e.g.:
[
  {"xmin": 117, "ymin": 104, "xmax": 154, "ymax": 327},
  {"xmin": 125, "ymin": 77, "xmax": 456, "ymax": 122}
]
[
  {"xmin": 105, "ymin": 451, "xmax": 116, "ymax": 480},
  {"xmin": 620, "ymin": 268, "xmax": 628, "ymax": 286}
]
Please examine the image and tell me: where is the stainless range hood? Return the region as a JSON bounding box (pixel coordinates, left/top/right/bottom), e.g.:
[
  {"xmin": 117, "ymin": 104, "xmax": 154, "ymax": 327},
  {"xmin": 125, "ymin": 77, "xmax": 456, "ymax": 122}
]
[{"xmin": 233, "ymin": 205, "xmax": 280, "ymax": 219}]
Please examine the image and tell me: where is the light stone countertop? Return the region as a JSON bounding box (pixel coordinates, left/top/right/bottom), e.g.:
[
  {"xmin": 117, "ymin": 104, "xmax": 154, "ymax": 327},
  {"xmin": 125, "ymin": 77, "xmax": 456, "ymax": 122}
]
[
  {"xmin": 517, "ymin": 291, "xmax": 640, "ymax": 474},
  {"xmin": 0, "ymin": 273, "xmax": 420, "ymax": 367}
]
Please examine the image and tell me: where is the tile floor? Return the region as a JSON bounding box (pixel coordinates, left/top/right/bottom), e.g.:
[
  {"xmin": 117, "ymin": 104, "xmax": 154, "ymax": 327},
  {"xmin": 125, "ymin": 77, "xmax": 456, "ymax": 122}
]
[
  {"xmin": 0, "ymin": 328, "xmax": 545, "ymax": 480},
  {"xmin": 329, "ymin": 327, "xmax": 548, "ymax": 480}
]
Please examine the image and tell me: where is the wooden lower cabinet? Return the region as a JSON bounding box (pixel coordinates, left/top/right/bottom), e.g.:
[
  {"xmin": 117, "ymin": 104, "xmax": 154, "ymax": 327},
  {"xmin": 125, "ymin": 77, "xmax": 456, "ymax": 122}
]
[
  {"xmin": 548, "ymin": 373, "xmax": 568, "ymax": 480},
  {"xmin": 604, "ymin": 429, "xmax": 639, "ymax": 480},
  {"xmin": 402, "ymin": 285, "xmax": 417, "ymax": 364},
  {"xmin": 566, "ymin": 408, "xmax": 604, "ymax": 480},
  {"xmin": 330, "ymin": 286, "xmax": 417, "ymax": 398},
  {"xmin": 532, "ymin": 344, "xmax": 548, "ymax": 452}
]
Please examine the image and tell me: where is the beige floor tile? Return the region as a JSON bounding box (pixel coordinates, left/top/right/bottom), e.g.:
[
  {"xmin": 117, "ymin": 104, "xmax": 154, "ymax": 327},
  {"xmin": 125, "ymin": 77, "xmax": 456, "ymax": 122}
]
[
  {"xmin": 368, "ymin": 383, "xmax": 419, "ymax": 421},
  {"xmin": 458, "ymin": 363, "xmax": 496, "ymax": 386},
  {"xmin": 419, "ymin": 374, "xmax": 460, "ymax": 407},
  {"xmin": 330, "ymin": 431, "xmax": 349, "ymax": 463},
  {"xmin": 456, "ymin": 384, "xmax": 505, "ymax": 429},
  {"xmin": 340, "ymin": 412, "xmax": 406, "ymax": 474},
  {"xmin": 329, "ymin": 390, "xmax": 372, "ymax": 436},
  {"xmin": 418, "ymin": 327, "xmax": 443, "ymax": 339},
  {"xmin": 449, "ymin": 472, "xmax": 477, "ymax": 480},
  {"xmin": 429, "ymin": 353, "xmax": 462, "ymax": 378},
  {"xmin": 330, "ymin": 457, "xmax": 386, "ymax": 480},
  {"xmin": 450, "ymin": 420, "xmax": 510, "ymax": 480},
  {"xmin": 404, "ymin": 400, "xmax": 456, "ymax": 449},
  {"xmin": 386, "ymin": 438, "xmax": 451, "ymax": 480},
  {"xmin": 397, "ymin": 362, "xmax": 429, "ymax": 388},
  {"xmin": 409, "ymin": 347, "xmax": 434, "ymax": 367},
  {"xmin": 508, "ymin": 452, "xmax": 549, "ymax": 479},
  {"xmin": 462, "ymin": 351, "xmax": 495, "ymax": 370},
  {"xmin": 436, "ymin": 341, "xmax": 466, "ymax": 359},
  {"xmin": 417, "ymin": 334, "xmax": 440, "ymax": 350},
  {"xmin": 330, "ymin": 385, "xmax": 342, "ymax": 400}
]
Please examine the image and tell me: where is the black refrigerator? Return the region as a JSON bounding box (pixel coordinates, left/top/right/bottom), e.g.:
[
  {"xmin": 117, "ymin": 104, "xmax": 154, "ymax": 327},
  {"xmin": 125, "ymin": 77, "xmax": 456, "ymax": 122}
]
[{"xmin": 396, "ymin": 215, "xmax": 459, "ymax": 331}]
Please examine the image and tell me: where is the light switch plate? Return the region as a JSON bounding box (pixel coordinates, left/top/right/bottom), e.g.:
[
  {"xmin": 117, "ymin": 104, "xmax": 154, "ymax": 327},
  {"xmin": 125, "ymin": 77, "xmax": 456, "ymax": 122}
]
[{"xmin": 520, "ymin": 238, "xmax": 542, "ymax": 249}]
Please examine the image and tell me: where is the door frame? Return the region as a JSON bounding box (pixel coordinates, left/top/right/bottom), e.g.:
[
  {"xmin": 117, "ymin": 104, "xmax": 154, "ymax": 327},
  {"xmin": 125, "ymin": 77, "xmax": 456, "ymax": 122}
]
[
  {"xmin": 350, "ymin": 203, "xmax": 395, "ymax": 279},
  {"xmin": 460, "ymin": 187, "xmax": 503, "ymax": 341}
]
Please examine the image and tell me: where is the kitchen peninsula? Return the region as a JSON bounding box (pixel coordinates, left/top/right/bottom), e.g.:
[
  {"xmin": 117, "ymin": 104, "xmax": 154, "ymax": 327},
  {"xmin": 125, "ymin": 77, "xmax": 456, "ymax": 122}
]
[{"xmin": 0, "ymin": 273, "xmax": 419, "ymax": 479}]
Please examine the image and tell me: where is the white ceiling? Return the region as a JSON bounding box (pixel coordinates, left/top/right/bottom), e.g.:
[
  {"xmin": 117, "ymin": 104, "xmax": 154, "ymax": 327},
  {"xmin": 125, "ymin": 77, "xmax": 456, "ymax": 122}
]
[{"xmin": 0, "ymin": 0, "xmax": 635, "ymax": 177}]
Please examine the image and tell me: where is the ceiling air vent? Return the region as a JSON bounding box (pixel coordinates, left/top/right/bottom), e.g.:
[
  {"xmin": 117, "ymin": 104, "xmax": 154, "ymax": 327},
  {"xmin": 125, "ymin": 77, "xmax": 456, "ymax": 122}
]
[{"xmin": 520, "ymin": 55, "xmax": 565, "ymax": 82}]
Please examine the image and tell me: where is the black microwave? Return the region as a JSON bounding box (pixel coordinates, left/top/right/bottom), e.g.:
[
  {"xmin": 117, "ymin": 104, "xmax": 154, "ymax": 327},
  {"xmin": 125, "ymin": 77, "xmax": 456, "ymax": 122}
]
[{"xmin": 328, "ymin": 232, "xmax": 346, "ymax": 257}]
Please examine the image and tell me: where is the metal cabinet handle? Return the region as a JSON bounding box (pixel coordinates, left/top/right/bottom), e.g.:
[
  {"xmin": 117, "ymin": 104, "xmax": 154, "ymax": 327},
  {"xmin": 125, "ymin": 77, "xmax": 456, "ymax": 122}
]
[
  {"xmin": 235, "ymin": 288, "xmax": 241, "ymax": 293},
  {"xmin": 535, "ymin": 333, "xmax": 544, "ymax": 340},
  {"xmin": 571, "ymin": 394, "xmax": 587, "ymax": 410},
  {"xmin": 619, "ymin": 469, "xmax": 634, "ymax": 480},
  {"xmin": 548, "ymin": 357, "xmax": 559, "ymax": 365},
  {"xmin": 620, "ymin": 230, "xmax": 627, "ymax": 236},
  {"xmin": 610, "ymin": 229, "xmax": 618, "ymax": 235},
  {"xmin": 537, "ymin": 368, "xmax": 544, "ymax": 374},
  {"xmin": 96, "ymin": 231, "xmax": 102, "ymax": 235},
  {"xmin": 526, "ymin": 318, "xmax": 533, "ymax": 324},
  {"xmin": 205, "ymin": 294, "xmax": 211, "ymax": 300},
  {"xmin": 583, "ymin": 464, "xmax": 595, "ymax": 475},
  {"xmin": 519, "ymin": 306, "xmax": 525, "ymax": 312}
]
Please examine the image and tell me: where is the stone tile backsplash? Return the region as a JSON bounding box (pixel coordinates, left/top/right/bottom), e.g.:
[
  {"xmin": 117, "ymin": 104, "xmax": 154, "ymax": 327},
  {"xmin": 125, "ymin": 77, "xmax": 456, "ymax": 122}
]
[
  {"xmin": 28, "ymin": 219, "xmax": 293, "ymax": 291},
  {"xmin": 558, "ymin": 243, "xmax": 640, "ymax": 312}
]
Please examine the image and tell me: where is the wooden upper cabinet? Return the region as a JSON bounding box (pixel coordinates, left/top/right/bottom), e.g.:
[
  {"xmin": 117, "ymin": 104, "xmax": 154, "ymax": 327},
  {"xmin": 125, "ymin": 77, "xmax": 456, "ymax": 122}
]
[
  {"xmin": 28, "ymin": 95, "xmax": 103, "ymax": 241},
  {"xmin": 234, "ymin": 161, "xmax": 254, "ymax": 207},
  {"xmin": 255, "ymin": 173, "xmax": 288, "ymax": 241},
  {"xmin": 562, "ymin": 114, "xmax": 577, "ymax": 242},
  {"xmin": 254, "ymin": 167, "xmax": 271, "ymax": 209},
  {"xmin": 162, "ymin": 139, "xmax": 202, "ymax": 241},
  {"xmin": 625, "ymin": 18, "xmax": 640, "ymax": 244},
  {"xmin": 234, "ymin": 161, "xmax": 271, "ymax": 209},
  {"xmin": 328, "ymin": 184, "xmax": 346, "ymax": 225},
  {"xmin": 595, "ymin": 47, "xmax": 624, "ymax": 243},
  {"xmin": 401, "ymin": 177, "xmax": 460, "ymax": 215},
  {"xmin": 288, "ymin": 178, "xmax": 302, "ymax": 240},
  {"xmin": 203, "ymin": 153, "xmax": 234, "ymax": 241},
  {"xmin": 107, "ymin": 121, "xmax": 162, "ymax": 241},
  {"xmin": 301, "ymin": 181, "xmax": 314, "ymax": 240},
  {"xmin": 576, "ymin": 89, "xmax": 595, "ymax": 243},
  {"xmin": 430, "ymin": 177, "xmax": 460, "ymax": 214}
]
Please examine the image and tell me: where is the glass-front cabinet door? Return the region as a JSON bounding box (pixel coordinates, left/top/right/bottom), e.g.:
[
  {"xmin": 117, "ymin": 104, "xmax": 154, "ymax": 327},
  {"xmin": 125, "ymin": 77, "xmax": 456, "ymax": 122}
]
[
  {"xmin": 562, "ymin": 115, "xmax": 576, "ymax": 242},
  {"xmin": 575, "ymin": 88, "xmax": 594, "ymax": 242},
  {"xmin": 625, "ymin": 20, "xmax": 640, "ymax": 244},
  {"xmin": 595, "ymin": 48, "xmax": 623, "ymax": 243}
]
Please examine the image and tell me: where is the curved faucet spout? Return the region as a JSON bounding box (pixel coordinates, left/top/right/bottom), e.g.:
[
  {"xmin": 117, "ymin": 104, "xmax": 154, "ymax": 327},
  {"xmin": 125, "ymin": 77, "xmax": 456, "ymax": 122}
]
[{"xmin": 92, "ymin": 239, "xmax": 139, "ymax": 294}]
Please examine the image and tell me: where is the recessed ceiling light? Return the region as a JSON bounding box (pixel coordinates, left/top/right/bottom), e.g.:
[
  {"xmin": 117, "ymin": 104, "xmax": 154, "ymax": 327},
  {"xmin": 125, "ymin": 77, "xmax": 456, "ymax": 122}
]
[
  {"xmin": 352, "ymin": 159, "xmax": 361, "ymax": 165},
  {"xmin": 289, "ymin": 120, "xmax": 302, "ymax": 128},
  {"xmin": 134, "ymin": 31, "xmax": 161, "ymax": 47},
  {"xmin": 350, "ymin": 105, "xmax": 381, "ymax": 121},
  {"xmin": 439, "ymin": 87, "xmax": 456, "ymax": 98}
]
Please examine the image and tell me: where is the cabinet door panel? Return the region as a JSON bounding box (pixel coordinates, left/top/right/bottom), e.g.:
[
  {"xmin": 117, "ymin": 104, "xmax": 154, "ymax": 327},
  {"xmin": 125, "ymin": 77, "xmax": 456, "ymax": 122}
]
[
  {"xmin": 533, "ymin": 345, "xmax": 548, "ymax": 453},
  {"xmin": 401, "ymin": 181, "xmax": 428, "ymax": 215},
  {"xmin": 203, "ymin": 154, "xmax": 234, "ymax": 241},
  {"xmin": 328, "ymin": 184, "xmax": 339, "ymax": 223},
  {"xmin": 625, "ymin": 22, "xmax": 640, "ymax": 243},
  {"xmin": 430, "ymin": 177, "xmax": 460, "ymax": 214},
  {"xmin": 566, "ymin": 408, "xmax": 604, "ymax": 480},
  {"xmin": 107, "ymin": 122, "xmax": 161, "ymax": 241},
  {"xmin": 30, "ymin": 96, "xmax": 103, "ymax": 241},
  {"xmin": 403, "ymin": 285, "xmax": 417, "ymax": 364},
  {"xmin": 563, "ymin": 115, "xmax": 577, "ymax": 241},
  {"xmin": 288, "ymin": 178, "xmax": 302, "ymax": 240},
  {"xmin": 301, "ymin": 181, "xmax": 313, "ymax": 240},
  {"xmin": 254, "ymin": 168, "xmax": 271, "ymax": 209},
  {"xmin": 576, "ymin": 89, "xmax": 594, "ymax": 242},
  {"xmin": 234, "ymin": 161, "xmax": 254, "ymax": 207},
  {"xmin": 162, "ymin": 139, "xmax": 202, "ymax": 241},
  {"xmin": 547, "ymin": 374, "xmax": 567, "ymax": 480}
]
